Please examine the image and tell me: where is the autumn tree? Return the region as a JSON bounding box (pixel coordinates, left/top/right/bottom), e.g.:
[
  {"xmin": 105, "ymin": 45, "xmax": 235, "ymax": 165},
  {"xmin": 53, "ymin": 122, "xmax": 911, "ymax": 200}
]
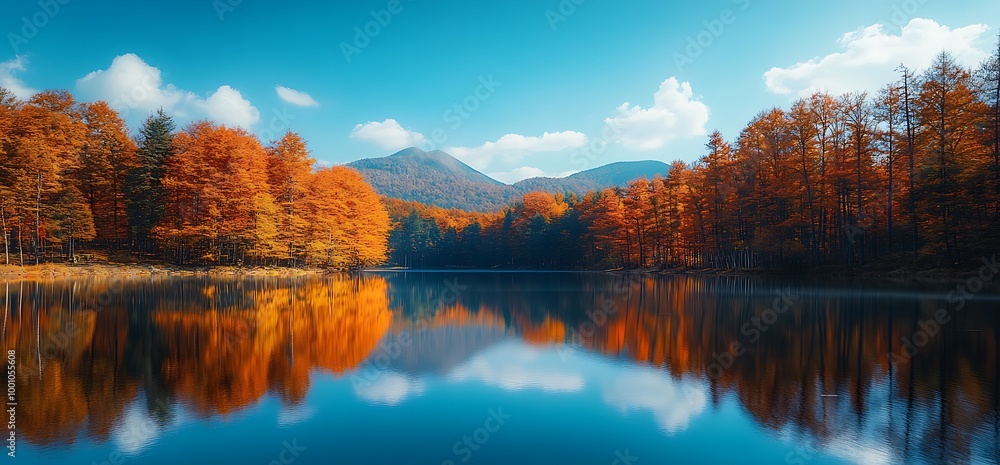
[
  {"xmin": 156, "ymin": 122, "xmax": 275, "ymax": 264},
  {"xmin": 11, "ymin": 91, "xmax": 87, "ymax": 263},
  {"xmin": 977, "ymin": 33, "xmax": 1000, "ymax": 235},
  {"xmin": 915, "ymin": 52, "xmax": 988, "ymax": 262},
  {"xmin": 78, "ymin": 101, "xmax": 138, "ymax": 248},
  {"xmin": 788, "ymin": 99, "xmax": 821, "ymax": 260},
  {"xmin": 302, "ymin": 167, "xmax": 390, "ymax": 268},
  {"xmin": 267, "ymin": 131, "xmax": 315, "ymax": 265},
  {"xmin": 0, "ymin": 87, "xmax": 18, "ymax": 264}
]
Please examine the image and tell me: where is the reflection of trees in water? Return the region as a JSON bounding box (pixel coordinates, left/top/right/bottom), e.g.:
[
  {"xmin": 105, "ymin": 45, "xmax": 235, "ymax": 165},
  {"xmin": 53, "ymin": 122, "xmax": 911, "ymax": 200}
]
[
  {"xmin": 4, "ymin": 275, "xmax": 391, "ymax": 445},
  {"xmin": 6, "ymin": 273, "xmax": 998, "ymax": 463},
  {"xmin": 4, "ymin": 279, "xmax": 139, "ymax": 445},
  {"xmin": 385, "ymin": 273, "xmax": 1000, "ymax": 465}
]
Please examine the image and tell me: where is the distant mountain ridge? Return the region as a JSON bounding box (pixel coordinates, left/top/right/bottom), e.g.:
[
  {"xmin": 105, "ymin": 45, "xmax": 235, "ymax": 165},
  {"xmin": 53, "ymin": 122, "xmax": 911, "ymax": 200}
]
[{"xmin": 347, "ymin": 147, "xmax": 670, "ymax": 212}]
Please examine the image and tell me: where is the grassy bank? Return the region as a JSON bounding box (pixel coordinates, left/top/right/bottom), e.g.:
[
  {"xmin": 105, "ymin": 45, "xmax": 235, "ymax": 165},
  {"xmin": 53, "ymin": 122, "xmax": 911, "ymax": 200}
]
[{"xmin": 0, "ymin": 262, "xmax": 327, "ymax": 279}]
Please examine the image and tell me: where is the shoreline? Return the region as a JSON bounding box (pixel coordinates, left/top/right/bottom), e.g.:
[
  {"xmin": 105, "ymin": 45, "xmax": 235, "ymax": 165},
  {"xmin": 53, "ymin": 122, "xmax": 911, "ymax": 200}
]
[
  {"xmin": 2, "ymin": 262, "xmax": 993, "ymax": 285},
  {"xmin": 369, "ymin": 265, "xmax": 998, "ymax": 284},
  {"xmin": 0, "ymin": 263, "xmax": 331, "ymax": 280}
]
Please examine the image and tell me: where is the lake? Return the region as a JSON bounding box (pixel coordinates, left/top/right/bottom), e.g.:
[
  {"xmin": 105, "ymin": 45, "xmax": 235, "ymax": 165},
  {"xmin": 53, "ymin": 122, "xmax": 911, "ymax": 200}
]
[{"xmin": 8, "ymin": 271, "xmax": 1000, "ymax": 465}]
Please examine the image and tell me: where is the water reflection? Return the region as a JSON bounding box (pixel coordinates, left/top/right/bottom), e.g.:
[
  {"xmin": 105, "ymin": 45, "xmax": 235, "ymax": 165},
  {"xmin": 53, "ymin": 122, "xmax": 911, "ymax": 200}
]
[{"xmin": 6, "ymin": 272, "xmax": 1000, "ymax": 464}]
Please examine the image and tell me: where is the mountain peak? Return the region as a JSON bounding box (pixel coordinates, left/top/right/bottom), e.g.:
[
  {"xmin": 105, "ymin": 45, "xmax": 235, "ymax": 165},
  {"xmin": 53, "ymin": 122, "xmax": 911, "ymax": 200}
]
[{"xmin": 390, "ymin": 147, "xmax": 426, "ymax": 157}]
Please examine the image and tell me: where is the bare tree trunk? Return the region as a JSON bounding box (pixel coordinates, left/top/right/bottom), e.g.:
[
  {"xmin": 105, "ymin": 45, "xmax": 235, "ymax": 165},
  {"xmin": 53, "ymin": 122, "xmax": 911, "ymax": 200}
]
[
  {"xmin": 35, "ymin": 172, "xmax": 41, "ymax": 265},
  {"xmin": 0, "ymin": 201, "xmax": 8, "ymax": 265},
  {"xmin": 16, "ymin": 219, "xmax": 23, "ymax": 266},
  {"xmin": 887, "ymin": 117, "xmax": 895, "ymax": 253},
  {"xmin": 900, "ymin": 66, "xmax": 919, "ymax": 260}
]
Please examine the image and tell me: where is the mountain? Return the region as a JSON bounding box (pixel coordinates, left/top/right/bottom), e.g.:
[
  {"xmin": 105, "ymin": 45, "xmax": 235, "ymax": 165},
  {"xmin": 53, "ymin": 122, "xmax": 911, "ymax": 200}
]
[
  {"xmin": 347, "ymin": 148, "xmax": 670, "ymax": 212},
  {"xmin": 512, "ymin": 160, "xmax": 673, "ymax": 194},
  {"xmin": 348, "ymin": 148, "xmax": 510, "ymax": 211}
]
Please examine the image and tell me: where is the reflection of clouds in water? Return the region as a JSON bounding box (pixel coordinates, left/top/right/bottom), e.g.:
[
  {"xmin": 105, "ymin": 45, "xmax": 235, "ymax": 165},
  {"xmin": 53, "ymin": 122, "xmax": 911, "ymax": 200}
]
[
  {"xmin": 351, "ymin": 341, "xmax": 708, "ymax": 435},
  {"xmin": 602, "ymin": 367, "xmax": 707, "ymax": 434},
  {"xmin": 112, "ymin": 401, "xmax": 167, "ymax": 455},
  {"xmin": 354, "ymin": 372, "xmax": 426, "ymax": 406},
  {"xmin": 776, "ymin": 415, "xmax": 896, "ymax": 465},
  {"xmin": 824, "ymin": 435, "xmax": 893, "ymax": 465},
  {"xmin": 277, "ymin": 404, "xmax": 316, "ymax": 427},
  {"xmin": 448, "ymin": 343, "xmax": 585, "ymax": 393}
]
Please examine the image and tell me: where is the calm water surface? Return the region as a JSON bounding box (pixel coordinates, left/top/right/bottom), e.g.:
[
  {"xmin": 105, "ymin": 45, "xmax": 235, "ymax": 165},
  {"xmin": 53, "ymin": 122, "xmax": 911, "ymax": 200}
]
[{"xmin": 8, "ymin": 271, "xmax": 1000, "ymax": 464}]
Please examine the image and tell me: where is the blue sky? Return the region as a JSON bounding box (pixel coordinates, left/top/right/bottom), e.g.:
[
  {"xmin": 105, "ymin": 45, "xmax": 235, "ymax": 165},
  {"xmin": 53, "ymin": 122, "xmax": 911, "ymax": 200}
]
[{"xmin": 2, "ymin": 0, "xmax": 998, "ymax": 183}]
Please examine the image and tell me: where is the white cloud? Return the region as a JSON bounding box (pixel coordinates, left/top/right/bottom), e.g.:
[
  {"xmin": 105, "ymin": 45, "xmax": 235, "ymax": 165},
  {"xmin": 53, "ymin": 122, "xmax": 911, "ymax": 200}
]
[
  {"xmin": 275, "ymin": 85, "xmax": 319, "ymax": 107},
  {"xmin": 76, "ymin": 53, "xmax": 260, "ymax": 128},
  {"xmin": 605, "ymin": 77, "xmax": 709, "ymax": 151},
  {"xmin": 350, "ymin": 119, "xmax": 427, "ymax": 151},
  {"xmin": 192, "ymin": 85, "xmax": 259, "ymax": 128},
  {"xmin": 0, "ymin": 56, "xmax": 37, "ymax": 100},
  {"xmin": 447, "ymin": 131, "xmax": 588, "ymax": 171},
  {"xmin": 488, "ymin": 166, "xmax": 579, "ymax": 184},
  {"xmin": 765, "ymin": 18, "xmax": 990, "ymax": 97}
]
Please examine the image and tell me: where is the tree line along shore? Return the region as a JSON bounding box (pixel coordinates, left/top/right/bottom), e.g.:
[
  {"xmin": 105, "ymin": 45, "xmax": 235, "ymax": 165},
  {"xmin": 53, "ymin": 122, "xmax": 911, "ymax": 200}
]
[{"xmin": 2, "ymin": 45, "xmax": 1000, "ymax": 276}]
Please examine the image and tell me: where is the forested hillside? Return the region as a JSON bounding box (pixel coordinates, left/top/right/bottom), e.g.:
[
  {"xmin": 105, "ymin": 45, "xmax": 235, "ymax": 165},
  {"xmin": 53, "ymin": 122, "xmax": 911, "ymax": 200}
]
[
  {"xmin": 349, "ymin": 148, "xmax": 511, "ymax": 211},
  {"xmin": 387, "ymin": 50, "xmax": 1000, "ymax": 272},
  {"xmin": 0, "ymin": 90, "xmax": 390, "ymax": 268},
  {"xmin": 349, "ymin": 148, "xmax": 670, "ymax": 212}
]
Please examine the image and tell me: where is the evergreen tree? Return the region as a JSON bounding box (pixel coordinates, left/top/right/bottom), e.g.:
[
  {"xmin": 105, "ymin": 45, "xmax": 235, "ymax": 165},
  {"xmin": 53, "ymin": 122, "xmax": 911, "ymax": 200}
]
[{"xmin": 125, "ymin": 109, "xmax": 175, "ymax": 253}]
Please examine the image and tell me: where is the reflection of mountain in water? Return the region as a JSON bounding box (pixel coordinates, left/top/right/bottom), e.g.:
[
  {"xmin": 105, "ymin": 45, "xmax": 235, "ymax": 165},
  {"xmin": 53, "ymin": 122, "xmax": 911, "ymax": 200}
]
[{"xmin": 5, "ymin": 273, "xmax": 1000, "ymax": 465}]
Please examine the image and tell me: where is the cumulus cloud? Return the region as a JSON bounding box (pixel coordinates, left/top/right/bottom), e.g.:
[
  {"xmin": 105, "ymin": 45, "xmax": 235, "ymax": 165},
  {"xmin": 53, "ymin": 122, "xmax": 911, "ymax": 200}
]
[
  {"xmin": 192, "ymin": 85, "xmax": 260, "ymax": 128},
  {"xmin": 76, "ymin": 53, "xmax": 260, "ymax": 128},
  {"xmin": 0, "ymin": 56, "xmax": 38, "ymax": 100},
  {"xmin": 488, "ymin": 166, "xmax": 579, "ymax": 184},
  {"xmin": 764, "ymin": 18, "xmax": 990, "ymax": 97},
  {"xmin": 350, "ymin": 119, "xmax": 427, "ymax": 151},
  {"xmin": 276, "ymin": 85, "xmax": 319, "ymax": 107},
  {"xmin": 604, "ymin": 77, "xmax": 710, "ymax": 151},
  {"xmin": 446, "ymin": 131, "xmax": 588, "ymax": 171}
]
